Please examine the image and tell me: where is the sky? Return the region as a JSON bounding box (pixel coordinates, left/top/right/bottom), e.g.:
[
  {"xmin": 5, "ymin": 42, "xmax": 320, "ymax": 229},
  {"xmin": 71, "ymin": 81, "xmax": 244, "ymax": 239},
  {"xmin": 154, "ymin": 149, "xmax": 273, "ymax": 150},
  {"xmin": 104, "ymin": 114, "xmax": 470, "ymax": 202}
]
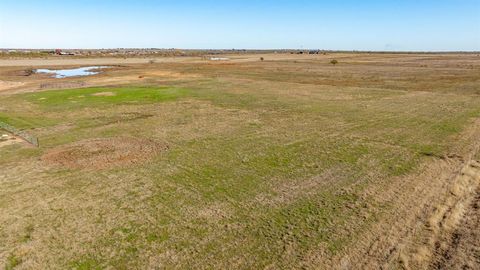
[{"xmin": 0, "ymin": 0, "xmax": 479, "ymax": 51}]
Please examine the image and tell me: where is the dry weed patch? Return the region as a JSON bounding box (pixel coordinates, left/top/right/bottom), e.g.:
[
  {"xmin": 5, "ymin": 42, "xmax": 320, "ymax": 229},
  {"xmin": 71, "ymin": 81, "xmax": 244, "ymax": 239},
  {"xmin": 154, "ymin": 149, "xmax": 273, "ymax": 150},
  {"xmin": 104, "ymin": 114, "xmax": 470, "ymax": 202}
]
[{"xmin": 42, "ymin": 137, "xmax": 167, "ymax": 170}]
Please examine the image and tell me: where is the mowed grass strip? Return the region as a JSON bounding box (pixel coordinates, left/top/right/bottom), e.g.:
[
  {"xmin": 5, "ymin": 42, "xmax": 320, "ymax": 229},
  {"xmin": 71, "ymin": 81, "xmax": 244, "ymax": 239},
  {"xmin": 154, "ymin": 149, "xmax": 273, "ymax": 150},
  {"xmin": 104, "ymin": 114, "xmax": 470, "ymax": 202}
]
[{"xmin": 0, "ymin": 112, "xmax": 58, "ymax": 130}]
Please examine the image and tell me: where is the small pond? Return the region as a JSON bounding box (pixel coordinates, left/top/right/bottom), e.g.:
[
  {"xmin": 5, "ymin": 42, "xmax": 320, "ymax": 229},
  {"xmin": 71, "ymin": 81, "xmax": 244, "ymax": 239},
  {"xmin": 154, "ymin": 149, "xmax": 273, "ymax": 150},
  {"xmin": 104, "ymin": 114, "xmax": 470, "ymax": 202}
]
[{"xmin": 35, "ymin": 66, "xmax": 110, "ymax": 78}]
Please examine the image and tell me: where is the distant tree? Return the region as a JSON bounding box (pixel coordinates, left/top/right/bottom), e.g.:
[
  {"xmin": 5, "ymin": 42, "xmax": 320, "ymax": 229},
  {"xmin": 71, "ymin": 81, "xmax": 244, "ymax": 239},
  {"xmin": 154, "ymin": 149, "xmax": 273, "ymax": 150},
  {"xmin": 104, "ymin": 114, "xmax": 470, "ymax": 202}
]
[{"xmin": 330, "ymin": 59, "xmax": 338, "ymax": 66}]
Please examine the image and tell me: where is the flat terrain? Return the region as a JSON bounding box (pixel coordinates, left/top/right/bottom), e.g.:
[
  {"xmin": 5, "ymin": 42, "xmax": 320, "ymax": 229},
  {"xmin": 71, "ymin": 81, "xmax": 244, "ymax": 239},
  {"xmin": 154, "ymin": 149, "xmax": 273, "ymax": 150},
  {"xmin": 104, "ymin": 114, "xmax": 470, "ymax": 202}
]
[{"xmin": 0, "ymin": 53, "xmax": 479, "ymax": 269}]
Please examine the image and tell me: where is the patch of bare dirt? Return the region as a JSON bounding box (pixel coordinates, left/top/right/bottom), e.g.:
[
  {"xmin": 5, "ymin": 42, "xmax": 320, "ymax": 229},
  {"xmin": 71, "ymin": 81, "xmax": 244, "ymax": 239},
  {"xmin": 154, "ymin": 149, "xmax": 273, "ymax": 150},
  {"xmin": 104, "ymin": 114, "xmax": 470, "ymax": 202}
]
[
  {"xmin": 0, "ymin": 57, "xmax": 199, "ymax": 67},
  {"xmin": 4, "ymin": 69, "xmax": 34, "ymax": 77},
  {"xmin": 0, "ymin": 80, "xmax": 25, "ymax": 92},
  {"xmin": 0, "ymin": 132, "xmax": 24, "ymax": 148},
  {"xmin": 91, "ymin": 91, "xmax": 116, "ymax": 97},
  {"xmin": 42, "ymin": 137, "xmax": 167, "ymax": 170},
  {"xmin": 145, "ymin": 70, "xmax": 200, "ymax": 79}
]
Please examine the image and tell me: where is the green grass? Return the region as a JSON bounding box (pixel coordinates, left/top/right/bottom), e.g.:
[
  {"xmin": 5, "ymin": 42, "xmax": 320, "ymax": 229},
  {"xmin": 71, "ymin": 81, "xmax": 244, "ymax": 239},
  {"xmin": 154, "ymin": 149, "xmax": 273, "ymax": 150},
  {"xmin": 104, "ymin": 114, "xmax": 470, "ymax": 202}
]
[
  {"xmin": 5, "ymin": 254, "xmax": 21, "ymax": 270},
  {"xmin": 0, "ymin": 112, "xmax": 58, "ymax": 129},
  {"xmin": 70, "ymin": 258, "xmax": 102, "ymax": 270},
  {"xmin": 24, "ymin": 86, "xmax": 190, "ymax": 110}
]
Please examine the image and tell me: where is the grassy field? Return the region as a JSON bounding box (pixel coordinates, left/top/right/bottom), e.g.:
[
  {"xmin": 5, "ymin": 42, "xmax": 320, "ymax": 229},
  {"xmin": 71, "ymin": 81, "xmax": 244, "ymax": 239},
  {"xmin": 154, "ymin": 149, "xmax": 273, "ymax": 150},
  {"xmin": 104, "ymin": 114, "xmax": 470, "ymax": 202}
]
[{"xmin": 0, "ymin": 53, "xmax": 479, "ymax": 269}]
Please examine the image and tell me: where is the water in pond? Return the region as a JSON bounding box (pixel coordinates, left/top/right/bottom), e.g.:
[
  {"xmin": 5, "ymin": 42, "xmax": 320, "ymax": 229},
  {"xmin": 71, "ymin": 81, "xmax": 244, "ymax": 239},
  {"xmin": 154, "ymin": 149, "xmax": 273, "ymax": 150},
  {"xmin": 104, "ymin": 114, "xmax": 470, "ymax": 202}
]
[{"xmin": 35, "ymin": 66, "xmax": 109, "ymax": 78}]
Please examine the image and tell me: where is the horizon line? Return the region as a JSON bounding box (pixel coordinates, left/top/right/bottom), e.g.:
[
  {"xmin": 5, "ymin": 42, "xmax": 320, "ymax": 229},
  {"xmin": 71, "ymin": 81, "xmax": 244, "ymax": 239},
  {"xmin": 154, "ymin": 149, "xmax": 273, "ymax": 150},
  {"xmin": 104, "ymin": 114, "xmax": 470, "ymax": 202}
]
[{"xmin": 2, "ymin": 48, "xmax": 480, "ymax": 53}]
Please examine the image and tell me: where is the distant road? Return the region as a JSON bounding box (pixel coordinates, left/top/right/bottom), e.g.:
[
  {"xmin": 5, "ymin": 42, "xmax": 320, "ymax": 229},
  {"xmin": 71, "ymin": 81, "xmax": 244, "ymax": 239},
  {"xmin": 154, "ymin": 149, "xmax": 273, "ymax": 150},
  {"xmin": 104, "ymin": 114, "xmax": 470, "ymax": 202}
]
[{"xmin": 0, "ymin": 57, "xmax": 201, "ymax": 67}]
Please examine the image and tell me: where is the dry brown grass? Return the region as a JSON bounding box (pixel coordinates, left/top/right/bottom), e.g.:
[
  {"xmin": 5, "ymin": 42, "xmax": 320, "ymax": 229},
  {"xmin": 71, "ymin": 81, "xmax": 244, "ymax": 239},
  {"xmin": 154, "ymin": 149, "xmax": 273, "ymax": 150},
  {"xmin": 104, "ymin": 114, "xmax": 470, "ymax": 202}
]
[{"xmin": 0, "ymin": 53, "xmax": 479, "ymax": 269}]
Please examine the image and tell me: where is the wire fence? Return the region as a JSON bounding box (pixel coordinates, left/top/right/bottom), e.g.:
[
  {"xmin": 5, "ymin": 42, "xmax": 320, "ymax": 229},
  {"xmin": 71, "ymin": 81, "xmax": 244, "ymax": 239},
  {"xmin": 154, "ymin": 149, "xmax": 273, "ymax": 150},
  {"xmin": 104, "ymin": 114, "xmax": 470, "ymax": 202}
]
[
  {"xmin": 39, "ymin": 81, "xmax": 86, "ymax": 90},
  {"xmin": 0, "ymin": 121, "xmax": 39, "ymax": 147}
]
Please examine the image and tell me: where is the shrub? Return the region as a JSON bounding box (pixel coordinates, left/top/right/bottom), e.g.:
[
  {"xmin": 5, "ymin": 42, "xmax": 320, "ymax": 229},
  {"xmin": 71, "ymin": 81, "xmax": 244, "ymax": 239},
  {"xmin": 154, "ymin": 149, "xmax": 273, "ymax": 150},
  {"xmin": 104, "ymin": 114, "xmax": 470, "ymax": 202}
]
[{"xmin": 330, "ymin": 59, "xmax": 338, "ymax": 65}]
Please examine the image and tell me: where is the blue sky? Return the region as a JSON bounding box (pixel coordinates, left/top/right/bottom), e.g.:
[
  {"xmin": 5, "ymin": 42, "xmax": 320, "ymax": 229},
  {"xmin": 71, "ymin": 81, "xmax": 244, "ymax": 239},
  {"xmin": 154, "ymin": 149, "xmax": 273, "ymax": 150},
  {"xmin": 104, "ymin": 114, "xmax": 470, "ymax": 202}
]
[{"xmin": 0, "ymin": 0, "xmax": 479, "ymax": 51}]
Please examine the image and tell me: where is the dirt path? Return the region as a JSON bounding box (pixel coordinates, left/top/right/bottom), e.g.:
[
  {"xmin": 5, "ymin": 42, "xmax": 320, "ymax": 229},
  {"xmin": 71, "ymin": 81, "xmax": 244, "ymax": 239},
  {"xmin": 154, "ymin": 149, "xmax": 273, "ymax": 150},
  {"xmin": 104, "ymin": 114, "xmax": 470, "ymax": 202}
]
[
  {"xmin": 321, "ymin": 119, "xmax": 480, "ymax": 269},
  {"xmin": 432, "ymin": 185, "xmax": 480, "ymax": 269},
  {"xmin": 0, "ymin": 57, "xmax": 196, "ymax": 67},
  {"xmin": 0, "ymin": 80, "xmax": 25, "ymax": 92}
]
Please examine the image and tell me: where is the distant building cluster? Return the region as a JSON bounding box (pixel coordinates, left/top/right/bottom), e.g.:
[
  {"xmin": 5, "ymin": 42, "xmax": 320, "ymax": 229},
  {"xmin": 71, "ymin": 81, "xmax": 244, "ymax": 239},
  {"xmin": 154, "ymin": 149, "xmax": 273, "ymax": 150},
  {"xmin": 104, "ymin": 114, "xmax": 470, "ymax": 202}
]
[{"xmin": 0, "ymin": 48, "xmax": 327, "ymax": 58}]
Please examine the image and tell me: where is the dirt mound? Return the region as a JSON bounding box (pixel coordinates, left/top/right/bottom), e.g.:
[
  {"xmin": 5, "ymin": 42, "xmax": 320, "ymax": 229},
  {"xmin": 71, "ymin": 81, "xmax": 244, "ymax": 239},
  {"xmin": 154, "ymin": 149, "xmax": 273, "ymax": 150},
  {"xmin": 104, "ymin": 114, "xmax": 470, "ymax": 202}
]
[
  {"xmin": 8, "ymin": 69, "xmax": 34, "ymax": 76},
  {"xmin": 42, "ymin": 137, "xmax": 167, "ymax": 170}
]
